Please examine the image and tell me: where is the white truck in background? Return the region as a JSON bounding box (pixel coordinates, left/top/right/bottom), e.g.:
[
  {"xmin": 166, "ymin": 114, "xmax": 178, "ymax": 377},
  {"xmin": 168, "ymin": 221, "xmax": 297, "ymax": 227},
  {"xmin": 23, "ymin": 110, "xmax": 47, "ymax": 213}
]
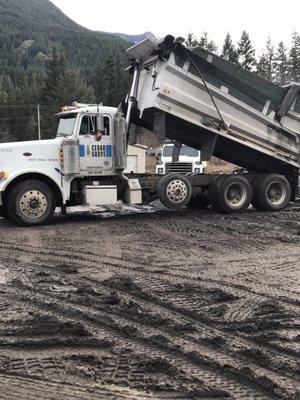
[{"xmin": 156, "ymin": 143, "xmax": 205, "ymax": 174}]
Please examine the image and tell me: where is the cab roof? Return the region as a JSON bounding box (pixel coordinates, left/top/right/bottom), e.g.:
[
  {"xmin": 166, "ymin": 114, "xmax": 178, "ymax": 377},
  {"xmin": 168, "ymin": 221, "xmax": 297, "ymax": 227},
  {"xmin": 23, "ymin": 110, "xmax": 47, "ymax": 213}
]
[{"xmin": 57, "ymin": 104, "xmax": 118, "ymax": 116}]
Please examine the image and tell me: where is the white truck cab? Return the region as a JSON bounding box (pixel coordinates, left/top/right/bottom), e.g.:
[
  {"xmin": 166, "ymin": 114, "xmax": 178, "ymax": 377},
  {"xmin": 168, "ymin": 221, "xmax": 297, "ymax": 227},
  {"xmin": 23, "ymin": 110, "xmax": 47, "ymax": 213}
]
[
  {"xmin": 57, "ymin": 105, "xmax": 116, "ymax": 177},
  {"xmin": 156, "ymin": 143, "xmax": 205, "ymax": 174},
  {"xmin": 0, "ymin": 104, "xmax": 135, "ymax": 226}
]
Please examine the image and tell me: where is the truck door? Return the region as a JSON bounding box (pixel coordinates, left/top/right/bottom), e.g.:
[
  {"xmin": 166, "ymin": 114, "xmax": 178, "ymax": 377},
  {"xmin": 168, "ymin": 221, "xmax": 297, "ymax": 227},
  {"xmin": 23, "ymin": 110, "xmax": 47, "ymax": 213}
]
[{"xmin": 78, "ymin": 114, "xmax": 113, "ymax": 176}]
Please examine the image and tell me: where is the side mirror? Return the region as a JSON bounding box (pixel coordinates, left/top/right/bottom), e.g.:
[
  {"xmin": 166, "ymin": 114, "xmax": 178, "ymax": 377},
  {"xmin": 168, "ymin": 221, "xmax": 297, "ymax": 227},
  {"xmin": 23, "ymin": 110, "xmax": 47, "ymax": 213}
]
[{"xmin": 96, "ymin": 115, "xmax": 104, "ymax": 132}]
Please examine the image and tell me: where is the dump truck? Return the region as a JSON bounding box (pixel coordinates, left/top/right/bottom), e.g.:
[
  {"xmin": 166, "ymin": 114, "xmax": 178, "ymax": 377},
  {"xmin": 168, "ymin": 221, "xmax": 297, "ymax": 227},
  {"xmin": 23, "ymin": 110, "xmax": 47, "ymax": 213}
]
[
  {"xmin": 124, "ymin": 35, "xmax": 300, "ymax": 212},
  {"xmin": 0, "ymin": 35, "xmax": 299, "ymax": 226}
]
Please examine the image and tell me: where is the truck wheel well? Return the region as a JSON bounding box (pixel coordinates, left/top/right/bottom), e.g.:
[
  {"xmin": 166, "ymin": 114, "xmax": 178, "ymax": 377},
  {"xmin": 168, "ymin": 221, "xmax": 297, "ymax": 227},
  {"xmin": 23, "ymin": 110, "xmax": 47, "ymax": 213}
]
[{"xmin": 3, "ymin": 173, "xmax": 63, "ymax": 207}]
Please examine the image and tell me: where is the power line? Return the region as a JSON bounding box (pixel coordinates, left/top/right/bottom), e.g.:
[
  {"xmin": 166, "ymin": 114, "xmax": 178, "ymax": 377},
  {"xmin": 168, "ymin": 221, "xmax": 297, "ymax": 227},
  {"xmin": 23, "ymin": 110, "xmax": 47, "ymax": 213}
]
[
  {"xmin": 0, "ymin": 104, "xmax": 59, "ymax": 109},
  {"xmin": 0, "ymin": 116, "xmax": 37, "ymax": 121},
  {"xmin": 0, "ymin": 125, "xmax": 37, "ymax": 129}
]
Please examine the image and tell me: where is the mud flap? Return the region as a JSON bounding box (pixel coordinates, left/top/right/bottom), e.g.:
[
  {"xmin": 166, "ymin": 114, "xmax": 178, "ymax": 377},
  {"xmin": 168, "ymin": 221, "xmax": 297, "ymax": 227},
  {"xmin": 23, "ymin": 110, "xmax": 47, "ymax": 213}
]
[
  {"xmin": 200, "ymin": 132, "xmax": 217, "ymax": 162},
  {"xmin": 172, "ymin": 141, "xmax": 182, "ymax": 162},
  {"xmin": 127, "ymin": 123, "xmax": 138, "ymax": 146},
  {"xmin": 153, "ymin": 112, "xmax": 166, "ymax": 144}
]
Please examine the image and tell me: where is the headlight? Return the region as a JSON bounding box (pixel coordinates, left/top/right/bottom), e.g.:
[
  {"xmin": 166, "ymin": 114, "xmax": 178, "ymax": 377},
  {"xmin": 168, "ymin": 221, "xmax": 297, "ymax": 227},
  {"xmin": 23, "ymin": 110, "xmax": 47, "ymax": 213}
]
[
  {"xmin": 157, "ymin": 168, "xmax": 164, "ymax": 174},
  {"xmin": 0, "ymin": 171, "xmax": 8, "ymax": 180},
  {"xmin": 194, "ymin": 168, "xmax": 200, "ymax": 174}
]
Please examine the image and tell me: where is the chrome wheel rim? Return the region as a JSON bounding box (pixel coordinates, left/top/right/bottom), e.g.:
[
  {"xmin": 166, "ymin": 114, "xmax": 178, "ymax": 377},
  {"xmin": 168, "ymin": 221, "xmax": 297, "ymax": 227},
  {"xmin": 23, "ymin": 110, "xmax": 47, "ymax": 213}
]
[
  {"xmin": 19, "ymin": 190, "xmax": 48, "ymax": 219},
  {"xmin": 225, "ymin": 183, "xmax": 247, "ymax": 208},
  {"xmin": 266, "ymin": 182, "xmax": 286, "ymax": 205},
  {"xmin": 166, "ymin": 179, "xmax": 188, "ymax": 203}
]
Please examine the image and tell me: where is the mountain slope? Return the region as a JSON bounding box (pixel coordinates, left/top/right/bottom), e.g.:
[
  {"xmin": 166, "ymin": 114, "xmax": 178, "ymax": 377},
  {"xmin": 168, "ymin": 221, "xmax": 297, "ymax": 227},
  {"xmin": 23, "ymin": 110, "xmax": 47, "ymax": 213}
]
[
  {"xmin": 0, "ymin": 0, "xmax": 129, "ymax": 83},
  {"xmin": 111, "ymin": 32, "xmax": 156, "ymax": 44}
]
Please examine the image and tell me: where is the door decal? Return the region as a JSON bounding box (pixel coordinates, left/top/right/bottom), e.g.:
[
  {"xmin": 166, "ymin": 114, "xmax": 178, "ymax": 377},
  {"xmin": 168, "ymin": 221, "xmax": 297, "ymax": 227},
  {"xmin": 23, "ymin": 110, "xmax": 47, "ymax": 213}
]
[
  {"xmin": 79, "ymin": 144, "xmax": 85, "ymax": 157},
  {"xmin": 80, "ymin": 144, "xmax": 112, "ymax": 158},
  {"xmin": 105, "ymin": 145, "xmax": 112, "ymax": 157}
]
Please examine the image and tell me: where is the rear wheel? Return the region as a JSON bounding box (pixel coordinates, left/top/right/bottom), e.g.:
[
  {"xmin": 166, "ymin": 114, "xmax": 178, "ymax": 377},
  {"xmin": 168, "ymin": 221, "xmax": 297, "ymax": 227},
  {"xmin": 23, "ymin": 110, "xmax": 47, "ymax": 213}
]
[
  {"xmin": 158, "ymin": 173, "xmax": 192, "ymax": 209},
  {"xmin": 209, "ymin": 175, "xmax": 252, "ymax": 213},
  {"xmin": 7, "ymin": 180, "xmax": 55, "ymax": 226},
  {"xmin": 252, "ymin": 174, "xmax": 291, "ymax": 211}
]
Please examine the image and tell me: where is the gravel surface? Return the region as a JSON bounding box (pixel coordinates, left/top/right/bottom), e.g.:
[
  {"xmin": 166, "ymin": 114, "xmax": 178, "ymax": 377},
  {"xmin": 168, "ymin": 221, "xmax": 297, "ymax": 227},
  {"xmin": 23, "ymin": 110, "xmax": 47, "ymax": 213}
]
[{"xmin": 0, "ymin": 204, "xmax": 299, "ymax": 399}]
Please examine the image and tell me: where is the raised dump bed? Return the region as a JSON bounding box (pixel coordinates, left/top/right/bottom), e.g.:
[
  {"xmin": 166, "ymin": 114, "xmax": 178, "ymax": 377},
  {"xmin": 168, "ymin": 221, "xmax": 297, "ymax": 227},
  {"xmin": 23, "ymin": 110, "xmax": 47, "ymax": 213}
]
[{"xmin": 126, "ymin": 36, "xmax": 300, "ymax": 189}]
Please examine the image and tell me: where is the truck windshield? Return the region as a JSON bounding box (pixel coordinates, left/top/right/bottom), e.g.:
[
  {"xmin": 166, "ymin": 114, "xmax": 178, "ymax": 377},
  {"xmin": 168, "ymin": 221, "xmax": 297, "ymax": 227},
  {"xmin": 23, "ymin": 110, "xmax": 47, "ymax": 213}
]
[
  {"xmin": 163, "ymin": 146, "xmax": 198, "ymax": 157},
  {"xmin": 57, "ymin": 115, "xmax": 76, "ymax": 137}
]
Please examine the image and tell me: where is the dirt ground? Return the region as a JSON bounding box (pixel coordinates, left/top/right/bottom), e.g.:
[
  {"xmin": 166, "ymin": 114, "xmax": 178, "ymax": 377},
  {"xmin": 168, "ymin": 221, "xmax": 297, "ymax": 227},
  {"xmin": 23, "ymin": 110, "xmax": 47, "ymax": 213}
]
[{"xmin": 0, "ymin": 203, "xmax": 299, "ymax": 400}]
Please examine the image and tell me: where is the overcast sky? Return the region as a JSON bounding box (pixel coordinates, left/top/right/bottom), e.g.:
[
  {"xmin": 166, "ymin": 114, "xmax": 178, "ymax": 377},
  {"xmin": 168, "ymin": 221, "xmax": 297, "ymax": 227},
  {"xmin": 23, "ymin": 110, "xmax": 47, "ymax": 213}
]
[{"xmin": 51, "ymin": 0, "xmax": 299, "ymax": 53}]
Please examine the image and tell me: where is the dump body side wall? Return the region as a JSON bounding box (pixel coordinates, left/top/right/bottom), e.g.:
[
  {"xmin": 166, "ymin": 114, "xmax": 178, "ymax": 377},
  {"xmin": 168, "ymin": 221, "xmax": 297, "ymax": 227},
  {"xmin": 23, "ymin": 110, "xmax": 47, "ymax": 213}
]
[{"xmin": 130, "ymin": 50, "xmax": 300, "ymax": 196}]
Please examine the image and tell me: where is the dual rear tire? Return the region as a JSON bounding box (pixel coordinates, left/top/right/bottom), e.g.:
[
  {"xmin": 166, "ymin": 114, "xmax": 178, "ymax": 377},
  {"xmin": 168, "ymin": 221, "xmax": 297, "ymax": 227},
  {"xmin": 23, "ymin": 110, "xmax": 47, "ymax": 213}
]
[
  {"xmin": 251, "ymin": 174, "xmax": 291, "ymax": 211},
  {"xmin": 208, "ymin": 173, "xmax": 291, "ymax": 213},
  {"xmin": 157, "ymin": 173, "xmax": 292, "ymax": 214},
  {"xmin": 209, "ymin": 175, "xmax": 252, "ymax": 213}
]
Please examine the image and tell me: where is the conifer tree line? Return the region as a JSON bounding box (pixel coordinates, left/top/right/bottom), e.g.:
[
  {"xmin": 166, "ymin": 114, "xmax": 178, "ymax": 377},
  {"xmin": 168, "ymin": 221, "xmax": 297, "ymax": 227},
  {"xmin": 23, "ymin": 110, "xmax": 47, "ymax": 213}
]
[
  {"xmin": 1, "ymin": 30, "xmax": 300, "ymax": 143},
  {"xmin": 186, "ymin": 31, "xmax": 300, "ymax": 84},
  {"xmin": 0, "ymin": 49, "xmax": 129, "ymax": 142}
]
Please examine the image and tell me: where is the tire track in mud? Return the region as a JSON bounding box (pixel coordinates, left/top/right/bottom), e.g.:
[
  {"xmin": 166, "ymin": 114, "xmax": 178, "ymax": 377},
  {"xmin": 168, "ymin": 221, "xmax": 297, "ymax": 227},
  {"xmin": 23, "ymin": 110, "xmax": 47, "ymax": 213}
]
[
  {"xmin": 1, "ymin": 208, "xmax": 300, "ymax": 399},
  {"xmin": 6, "ymin": 261, "xmax": 298, "ymax": 381},
  {"xmin": 0, "ymin": 238, "xmax": 299, "ymax": 346},
  {"xmin": 0, "ymin": 237, "xmax": 299, "ymax": 359},
  {"xmin": 0, "ymin": 238, "xmax": 298, "ymax": 306},
  {"xmin": 1, "ymin": 281, "xmax": 277, "ymax": 400},
  {"xmin": 1, "ymin": 257, "xmax": 299, "ymax": 399},
  {"xmin": 0, "ymin": 374, "xmax": 156, "ymax": 400}
]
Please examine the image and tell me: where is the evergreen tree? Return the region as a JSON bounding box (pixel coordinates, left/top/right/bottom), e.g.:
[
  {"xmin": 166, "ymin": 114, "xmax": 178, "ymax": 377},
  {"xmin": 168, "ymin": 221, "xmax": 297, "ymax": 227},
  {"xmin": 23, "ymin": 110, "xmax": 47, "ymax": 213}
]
[
  {"xmin": 185, "ymin": 32, "xmax": 198, "ymax": 48},
  {"xmin": 94, "ymin": 55, "xmax": 115, "ymax": 106},
  {"xmin": 237, "ymin": 31, "xmax": 256, "ymax": 71},
  {"xmin": 221, "ymin": 33, "xmax": 238, "ymax": 63},
  {"xmin": 0, "ymin": 74, "xmax": 14, "ymax": 104},
  {"xmin": 42, "ymin": 49, "xmax": 94, "ymax": 106},
  {"xmin": 198, "ymin": 32, "xmax": 218, "ymax": 53},
  {"xmin": 114, "ymin": 53, "xmax": 129, "ymax": 103},
  {"xmin": 274, "ymin": 42, "xmax": 289, "ymax": 85},
  {"xmin": 41, "ymin": 49, "xmax": 95, "ymax": 138},
  {"xmin": 265, "ymin": 38, "xmax": 275, "ymax": 81},
  {"xmin": 42, "ymin": 49, "xmax": 68, "ymax": 105},
  {"xmin": 256, "ymin": 55, "xmax": 270, "ymax": 80},
  {"xmin": 289, "ymin": 31, "xmax": 300, "ymax": 81},
  {"xmin": 53, "ymin": 68, "xmax": 95, "ymax": 105},
  {"xmin": 256, "ymin": 38, "xmax": 275, "ymax": 82},
  {"xmin": 184, "ymin": 32, "xmax": 217, "ymax": 52},
  {"xmin": 93, "ymin": 53, "xmax": 129, "ymax": 107}
]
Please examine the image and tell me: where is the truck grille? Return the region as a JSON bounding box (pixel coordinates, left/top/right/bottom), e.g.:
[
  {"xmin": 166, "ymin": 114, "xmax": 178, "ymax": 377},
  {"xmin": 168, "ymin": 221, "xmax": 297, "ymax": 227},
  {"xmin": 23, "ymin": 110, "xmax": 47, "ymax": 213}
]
[{"xmin": 166, "ymin": 162, "xmax": 193, "ymax": 174}]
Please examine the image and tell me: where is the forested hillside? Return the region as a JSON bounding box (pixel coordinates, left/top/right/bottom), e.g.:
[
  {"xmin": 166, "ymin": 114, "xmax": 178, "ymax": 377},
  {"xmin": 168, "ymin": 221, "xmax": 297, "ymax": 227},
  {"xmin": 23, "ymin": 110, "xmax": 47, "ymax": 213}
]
[
  {"xmin": 0, "ymin": 0, "xmax": 131, "ymax": 141},
  {"xmin": 0, "ymin": 0, "xmax": 128, "ymax": 82}
]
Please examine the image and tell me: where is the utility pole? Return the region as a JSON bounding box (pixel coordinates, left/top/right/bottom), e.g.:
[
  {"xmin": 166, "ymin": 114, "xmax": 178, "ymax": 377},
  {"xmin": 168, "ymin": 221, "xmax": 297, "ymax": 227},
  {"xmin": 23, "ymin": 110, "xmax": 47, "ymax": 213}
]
[{"xmin": 37, "ymin": 105, "xmax": 41, "ymax": 140}]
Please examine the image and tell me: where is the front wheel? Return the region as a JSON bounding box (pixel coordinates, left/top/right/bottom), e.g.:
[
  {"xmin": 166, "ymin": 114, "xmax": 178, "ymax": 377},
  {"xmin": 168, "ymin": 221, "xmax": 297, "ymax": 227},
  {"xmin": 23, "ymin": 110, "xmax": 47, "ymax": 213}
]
[
  {"xmin": 158, "ymin": 173, "xmax": 192, "ymax": 209},
  {"xmin": 7, "ymin": 180, "xmax": 55, "ymax": 226}
]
